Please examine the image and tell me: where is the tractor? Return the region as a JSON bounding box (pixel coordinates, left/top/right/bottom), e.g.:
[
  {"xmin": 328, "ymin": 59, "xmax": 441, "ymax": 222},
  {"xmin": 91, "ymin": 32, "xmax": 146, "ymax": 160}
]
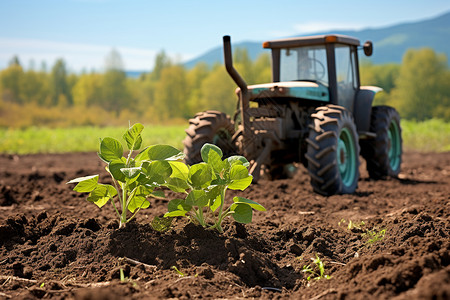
[{"xmin": 183, "ymin": 34, "xmax": 402, "ymax": 195}]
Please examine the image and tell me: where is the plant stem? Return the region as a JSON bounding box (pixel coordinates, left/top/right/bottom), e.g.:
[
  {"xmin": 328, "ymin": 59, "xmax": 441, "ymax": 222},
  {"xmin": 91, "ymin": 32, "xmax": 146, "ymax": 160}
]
[
  {"xmin": 198, "ymin": 207, "xmax": 205, "ymax": 226},
  {"xmin": 120, "ymin": 182, "xmax": 128, "ymax": 228},
  {"xmin": 214, "ymin": 187, "xmax": 227, "ymax": 233},
  {"xmin": 110, "ymin": 179, "xmax": 121, "ymax": 218}
]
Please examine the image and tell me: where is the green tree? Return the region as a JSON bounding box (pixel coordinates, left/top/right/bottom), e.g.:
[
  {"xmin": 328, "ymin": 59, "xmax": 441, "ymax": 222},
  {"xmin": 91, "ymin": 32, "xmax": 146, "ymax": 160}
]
[
  {"xmin": 101, "ymin": 49, "xmax": 129, "ymax": 114},
  {"xmin": 233, "ymin": 48, "xmax": 255, "ymax": 84},
  {"xmin": 150, "ymin": 50, "xmax": 172, "ymax": 82},
  {"xmin": 8, "ymin": 56, "xmax": 21, "ymax": 67},
  {"xmin": 198, "ymin": 64, "xmax": 236, "ymax": 115},
  {"xmin": 49, "ymin": 58, "xmax": 72, "ymax": 106},
  {"xmin": 0, "ymin": 63, "xmax": 24, "ymax": 103},
  {"xmin": 390, "ymin": 48, "xmax": 449, "ymax": 121},
  {"xmin": 153, "ymin": 64, "xmax": 189, "ymax": 119},
  {"xmin": 72, "ymin": 72, "xmax": 103, "ymax": 107},
  {"xmin": 21, "ymin": 69, "xmax": 49, "ymax": 105},
  {"xmin": 186, "ymin": 62, "xmax": 210, "ymax": 116},
  {"xmin": 252, "ymin": 52, "xmax": 271, "ymax": 84}
]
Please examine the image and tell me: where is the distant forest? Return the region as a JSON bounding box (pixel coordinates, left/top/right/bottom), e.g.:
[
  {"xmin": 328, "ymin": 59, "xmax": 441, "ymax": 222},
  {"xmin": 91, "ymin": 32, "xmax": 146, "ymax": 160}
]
[{"xmin": 0, "ymin": 47, "xmax": 449, "ymax": 128}]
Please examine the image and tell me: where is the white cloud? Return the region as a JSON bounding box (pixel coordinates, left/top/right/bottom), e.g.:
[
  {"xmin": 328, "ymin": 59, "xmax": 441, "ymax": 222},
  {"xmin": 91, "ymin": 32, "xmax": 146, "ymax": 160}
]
[
  {"xmin": 0, "ymin": 38, "xmax": 191, "ymax": 72},
  {"xmin": 293, "ymin": 22, "xmax": 364, "ymax": 35}
]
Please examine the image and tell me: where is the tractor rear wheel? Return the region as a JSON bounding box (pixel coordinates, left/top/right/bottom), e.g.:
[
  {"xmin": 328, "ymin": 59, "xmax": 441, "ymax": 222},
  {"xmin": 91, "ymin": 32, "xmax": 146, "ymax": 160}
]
[
  {"xmin": 361, "ymin": 106, "xmax": 402, "ymax": 179},
  {"xmin": 183, "ymin": 110, "xmax": 236, "ymax": 165},
  {"xmin": 306, "ymin": 105, "xmax": 360, "ymax": 195}
]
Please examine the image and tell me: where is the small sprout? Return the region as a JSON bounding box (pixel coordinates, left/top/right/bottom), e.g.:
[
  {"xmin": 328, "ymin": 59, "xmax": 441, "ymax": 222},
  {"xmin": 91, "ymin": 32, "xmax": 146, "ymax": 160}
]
[
  {"xmin": 362, "ymin": 228, "xmax": 386, "ymax": 247},
  {"xmin": 119, "ymin": 268, "xmax": 126, "ymax": 282},
  {"xmin": 39, "ymin": 282, "xmax": 45, "ymax": 288},
  {"xmin": 171, "ymin": 266, "xmax": 185, "ymax": 277},
  {"xmin": 302, "ymin": 254, "xmax": 331, "ymax": 281},
  {"xmin": 338, "ymin": 219, "xmax": 365, "ymax": 230},
  {"xmin": 119, "ymin": 267, "xmax": 137, "ymax": 287}
]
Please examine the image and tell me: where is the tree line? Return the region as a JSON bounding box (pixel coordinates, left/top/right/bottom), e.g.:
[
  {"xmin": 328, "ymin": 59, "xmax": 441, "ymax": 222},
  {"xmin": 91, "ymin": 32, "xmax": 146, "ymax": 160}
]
[{"xmin": 0, "ymin": 47, "xmax": 448, "ymax": 128}]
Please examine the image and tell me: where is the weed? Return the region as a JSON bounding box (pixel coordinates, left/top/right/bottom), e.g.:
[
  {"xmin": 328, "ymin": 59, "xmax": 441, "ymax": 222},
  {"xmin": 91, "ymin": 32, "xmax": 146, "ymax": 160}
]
[
  {"xmin": 171, "ymin": 266, "xmax": 185, "ymax": 277},
  {"xmin": 339, "ymin": 219, "xmax": 386, "ymax": 248},
  {"xmin": 338, "ymin": 219, "xmax": 365, "ymax": 231},
  {"xmin": 362, "ymin": 228, "xmax": 386, "ymax": 247},
  {"xmin": 302, "ymin": 254, "xmax": 331, "ymax": 281}
]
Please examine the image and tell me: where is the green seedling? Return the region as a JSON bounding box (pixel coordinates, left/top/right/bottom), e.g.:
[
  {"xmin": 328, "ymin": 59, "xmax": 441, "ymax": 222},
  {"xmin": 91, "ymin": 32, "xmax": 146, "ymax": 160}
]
[
  {"xmin": 119, "ymin": 268, "xmax": 126, "ymax": 282},
  {"xmin": 302, "ymin": 254, "xmax": 331, "ymax": 281},
  {"xmin": 362, "ymin": 228, "xmax": 386, "ymax": 247},
  {"xmin": 338, "ymin": 218, "xmax": 365, "ymax": 230},
  {"xmin": 67, "ymin": 123, "xmax": 185, "ymax": 229},
  {"xmin": 164, "ymin": 143, "xmax": 266, "ymax": 233},
  {"xmin": 171, "ymin": 266, "xmax": 185, "ymax": 277}
]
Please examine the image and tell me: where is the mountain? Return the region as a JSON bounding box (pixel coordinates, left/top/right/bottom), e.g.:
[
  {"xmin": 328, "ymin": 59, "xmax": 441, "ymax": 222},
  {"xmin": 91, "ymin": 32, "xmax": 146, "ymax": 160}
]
[{"xmin": 183, "ymin": 11, "xmax": 450, "ymax": 68}]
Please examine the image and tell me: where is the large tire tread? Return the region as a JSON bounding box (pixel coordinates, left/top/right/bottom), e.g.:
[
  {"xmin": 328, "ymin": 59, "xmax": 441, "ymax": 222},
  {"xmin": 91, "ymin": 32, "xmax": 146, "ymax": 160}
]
[
  {"xmin": 306, "ymin": 105, "xmax": 360, "ymax": 195},
  {"xmin": 183, "ymin": 110, "xmax": 235, "ymax": 165},
  {"xmin": 361, "ymin": 106, "xmax": 402, "ymax": 179}
]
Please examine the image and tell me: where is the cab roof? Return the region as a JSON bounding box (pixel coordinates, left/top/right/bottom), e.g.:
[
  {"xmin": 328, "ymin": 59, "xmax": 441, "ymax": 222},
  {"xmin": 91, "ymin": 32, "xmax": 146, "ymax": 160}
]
[{"xmin": 263, "ymin": 34, "xmax": 361, "ymax": 49}]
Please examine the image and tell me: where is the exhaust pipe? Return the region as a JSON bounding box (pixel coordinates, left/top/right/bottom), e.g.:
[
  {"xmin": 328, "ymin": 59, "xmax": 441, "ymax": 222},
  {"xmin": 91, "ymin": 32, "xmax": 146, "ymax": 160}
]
[{"xmin": 223, "ymin": 35, "xmax": 247, "ymax": 92}]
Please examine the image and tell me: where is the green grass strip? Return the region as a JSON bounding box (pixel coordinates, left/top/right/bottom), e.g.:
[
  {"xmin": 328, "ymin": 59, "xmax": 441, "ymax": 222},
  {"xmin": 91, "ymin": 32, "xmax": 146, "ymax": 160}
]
[
  {"xmin": 0, "ymin": 125, "xmax": 186, "ymax": 154},
  {"xmin": 401, "ymin": 119, "xmax": 450, "ymax": 152},
  {"xmin": 0, "ymin": 120, "xmax": 449, "ymax": 154}
]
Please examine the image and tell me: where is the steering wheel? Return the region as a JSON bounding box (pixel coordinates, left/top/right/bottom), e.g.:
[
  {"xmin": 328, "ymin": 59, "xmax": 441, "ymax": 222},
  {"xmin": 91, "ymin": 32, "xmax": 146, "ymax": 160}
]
[{"xmin": 299, "ymin": 58, "xmax": 326, "ymax": 80}]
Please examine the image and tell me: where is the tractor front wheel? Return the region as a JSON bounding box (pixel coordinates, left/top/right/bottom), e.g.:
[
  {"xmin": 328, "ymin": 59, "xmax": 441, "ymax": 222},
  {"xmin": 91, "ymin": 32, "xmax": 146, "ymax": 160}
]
[
  {"xmin": 183, "ymin": 110, "xmax": 236, "ymax": 165},
  {"xmin": 361, "ymin": 106, "xmax": 402, "ymax": 179},
  {"xmin": 306, "ymin": 105, "xmax": 360, "ymax": 195}
]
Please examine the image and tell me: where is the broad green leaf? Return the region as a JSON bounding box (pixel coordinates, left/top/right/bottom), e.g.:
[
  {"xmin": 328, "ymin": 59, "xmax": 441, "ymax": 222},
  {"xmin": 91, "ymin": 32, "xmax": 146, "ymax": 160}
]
[
  {"xmin": 127, "ymin": 186, "xmax": 152, "ymax": 213},
  {"xmin": 138, "ymin": 145, "xmax": 185, "ymax": 162},
  {"xmin": 128, "ymin": 196, "xmax": 150, "ymax": 213},
  {"xmin": 225, "ymin": 156, "xmax": 250, "ymax": 169},
  {"xmin": 207, "ymin": 186, "xmax": 223, "ymax": 212},
  {"xmin": 210, "ymin": 195, "xmax": 222, "ymax": 212},
  {"xmin": 167, "ymin": 198, "xmax": 192, "ymax": 212},
  {"xmin": 164, "ymin": 210, "xmax": 189, "ymax": 217},
  {"xmin": 228, "ymin": 165, "xmax": 253, "ymax": 190},
  {"xmin": 120, "ymin": 167, "xmax": 142, "ymax": 179},
  {"xmin": 169, "ymin": 161, "xmax": 189, "ymax": 180},
  {"xmin": 87, "ymin": 184, "xmax": 117, "ymax": 208},
  {"xmin": 230, "ymin": 203, "xmax": 252, "ymax": 224},
  {"xmin": 150, "ymin": 190, "xmax": 165, "ymax": 198},
  {"xmin": 228, "ymin": 176, "xmax": 253, "ymax": 190},
  {"xmin": 144, "ymin": 160, "xmax": 172, "ymax": 184},
  {"xmin": 233, "ymin": 196, "xmax": 266, "ymax": 211},
  {"xmin": 210, "ymin": 178, "xmax": 228, "ymax": 186},
  {"xmin": 185, "ymin": 190, "xmax": 208, "ymax": 207},
  {"xmin": 123, "ymin": 123, "xmax": 144, "ymax": 150},
  {"xmin": 188, "ymin": 163, "xmax": 213, "ymax": 189},
  {"xmin": 68, "ymin": 175, "xmax": 99, "ymax": 193},
  {"xmin": 67, "ymin": 174, "xmax": 98, "ymax": 184},
  {"xmin": 151, "ymin": 216, "xmax": 173, "ymax": 232},
  {"xmin": 134, "ymin": 147, "xmax": 150, "ymax": 164},
  {"xmin": 164, "ymin": 177, "xmax": 190, "ymax": 193},
  {"xmin": 208, "ymin": 149, "xmax": 225, "ymax": 174},
  {"xmin": 109, "ymin": 159, "xmax": 127, "ymax": 182},
  {"xmin": 99, "ymin": 137, "xmax": 123, "ymax": 162},
  {"xmin": 201, "ymin": 143, "xmax": 223, "ymax": 163},
  {"xmin": 229, "ymin": 164, "xmax": 250, "ymax": 180}
]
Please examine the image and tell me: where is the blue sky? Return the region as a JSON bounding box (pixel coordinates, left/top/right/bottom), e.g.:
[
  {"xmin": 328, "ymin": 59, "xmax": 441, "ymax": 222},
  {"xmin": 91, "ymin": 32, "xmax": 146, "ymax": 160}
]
[{"xmin": 1, "ymin": 0, "xmax": 449, "ymax": 72}]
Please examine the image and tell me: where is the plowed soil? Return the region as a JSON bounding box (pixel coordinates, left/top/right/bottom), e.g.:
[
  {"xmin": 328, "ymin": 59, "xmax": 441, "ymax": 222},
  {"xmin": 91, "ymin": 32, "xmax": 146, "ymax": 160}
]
[{"xmin": 0, "ymin": 151, "xmax": 449, "ymax": 300}]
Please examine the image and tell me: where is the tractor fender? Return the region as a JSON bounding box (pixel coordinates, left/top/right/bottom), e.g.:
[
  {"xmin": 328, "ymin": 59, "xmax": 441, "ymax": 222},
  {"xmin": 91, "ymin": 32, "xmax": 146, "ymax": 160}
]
[{"xmin": 353, "ymin": 86, "xmax": 383, "ymax": 133}]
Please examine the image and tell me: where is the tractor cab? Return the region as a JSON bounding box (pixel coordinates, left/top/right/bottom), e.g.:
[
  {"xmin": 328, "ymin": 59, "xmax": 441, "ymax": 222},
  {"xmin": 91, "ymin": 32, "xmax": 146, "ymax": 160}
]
[{"xmin": 246, "ymin": 34, "xmax": 371, "ymax": 113}]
